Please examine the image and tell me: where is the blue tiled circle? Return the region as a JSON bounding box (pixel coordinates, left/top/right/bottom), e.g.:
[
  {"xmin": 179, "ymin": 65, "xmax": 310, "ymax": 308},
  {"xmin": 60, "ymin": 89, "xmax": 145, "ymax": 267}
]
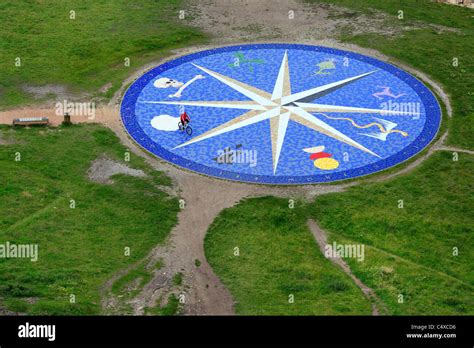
[{"xmin": 120, "ymin": 44, "xmax": 441, "ymax": 185}]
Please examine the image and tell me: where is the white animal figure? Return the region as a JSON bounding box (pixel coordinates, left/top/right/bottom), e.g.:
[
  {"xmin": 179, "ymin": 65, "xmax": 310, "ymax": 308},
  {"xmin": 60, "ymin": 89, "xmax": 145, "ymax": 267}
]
[
  {"xmin": 372, "ymin": 86, "xmax": 406, "ymax": 100},
  {"xmin": 153, "ymin": 78, "xmax": 184, "ymax": 89},
  {"xmin": 168, "ymin": 74, "xmax": 205, "ymax": 98}
]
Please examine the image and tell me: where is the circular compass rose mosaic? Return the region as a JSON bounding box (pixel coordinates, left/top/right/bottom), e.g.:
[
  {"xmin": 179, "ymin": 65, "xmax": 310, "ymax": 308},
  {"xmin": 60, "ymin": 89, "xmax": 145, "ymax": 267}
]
[{"xmin": 121, "ymin": 44, "xmax": 441, "ymax": 184}]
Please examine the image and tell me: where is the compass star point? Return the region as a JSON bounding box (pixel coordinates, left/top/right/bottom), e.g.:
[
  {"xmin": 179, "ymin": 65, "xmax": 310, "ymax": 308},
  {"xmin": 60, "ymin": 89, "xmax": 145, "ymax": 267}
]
[{"xmin": 158, "ymin": 54, "xmax": 383, "ymax": 173}]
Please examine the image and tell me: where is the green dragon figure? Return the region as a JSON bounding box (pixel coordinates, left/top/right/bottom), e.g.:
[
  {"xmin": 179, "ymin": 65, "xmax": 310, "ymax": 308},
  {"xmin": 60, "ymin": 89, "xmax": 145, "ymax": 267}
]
[{"xmin": 228, "ymin": 52, "xmax": 264, "ymax": 72}]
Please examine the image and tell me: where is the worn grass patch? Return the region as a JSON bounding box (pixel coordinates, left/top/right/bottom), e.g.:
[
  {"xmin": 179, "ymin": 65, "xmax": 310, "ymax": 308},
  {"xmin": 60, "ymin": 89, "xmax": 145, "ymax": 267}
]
[{"xmin": 111, "ymin": 259, "xmax": 163, "ymax": 300}]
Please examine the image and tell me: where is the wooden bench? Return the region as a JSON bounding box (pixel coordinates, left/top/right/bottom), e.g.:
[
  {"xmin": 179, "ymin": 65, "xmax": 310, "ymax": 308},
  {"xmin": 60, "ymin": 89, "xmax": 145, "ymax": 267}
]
[{"xmin": 12, "ymin": 117, "xmax": 49, "ymax": 127}]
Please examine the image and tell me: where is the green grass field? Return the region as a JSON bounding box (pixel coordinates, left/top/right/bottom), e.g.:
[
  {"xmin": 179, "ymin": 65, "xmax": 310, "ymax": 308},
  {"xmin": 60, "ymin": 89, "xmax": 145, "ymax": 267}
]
[
  {"xmin": 0, "ymin": 125, "xmax": 179, "ymax": 314},
  {"xmin": 205, "ymin": 196, "xmax": 372, "ymax": 315},
  {"xmin": 0, "ymin": 0, "xmax": 205, "ymax": 108}
]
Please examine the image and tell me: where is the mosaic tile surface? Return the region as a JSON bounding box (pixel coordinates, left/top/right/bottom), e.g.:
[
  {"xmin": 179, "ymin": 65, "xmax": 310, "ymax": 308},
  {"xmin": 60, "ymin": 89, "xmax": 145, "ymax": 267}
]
[{"xmin": 121, "ymin": 44, "xmax": 441, "ymax": 184}]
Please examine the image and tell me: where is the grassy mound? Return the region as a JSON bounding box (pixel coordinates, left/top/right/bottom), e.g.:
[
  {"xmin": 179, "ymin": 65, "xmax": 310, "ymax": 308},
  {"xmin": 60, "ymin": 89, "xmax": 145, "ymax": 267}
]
[
  {"xmin": 205, "ymin": 196, "xmax": 372, "ymax": 315},
  {"xmin": 0, "ymin": 125, "xmax": 179, "ymax": 314}
]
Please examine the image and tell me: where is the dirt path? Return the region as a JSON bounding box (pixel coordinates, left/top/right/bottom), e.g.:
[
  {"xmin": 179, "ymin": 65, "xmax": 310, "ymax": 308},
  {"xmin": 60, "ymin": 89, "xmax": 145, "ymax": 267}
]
[
  {"xmin": 0, "ymin": 0, "xmax": 464, "ymax": 316},
  {"xmin": 307, "ymin": 219, "xmax": 386, "ymax": 315},
  {"xmin": 436, "ymin": 146, "xmax": 474, "ymax": 155}
]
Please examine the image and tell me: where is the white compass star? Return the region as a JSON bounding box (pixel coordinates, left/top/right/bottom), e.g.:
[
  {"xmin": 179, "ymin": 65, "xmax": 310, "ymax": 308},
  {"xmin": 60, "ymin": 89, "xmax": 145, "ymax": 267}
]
[{"xmin": 144, "ymin": 51, "xmax": 418, "ymax": 173}]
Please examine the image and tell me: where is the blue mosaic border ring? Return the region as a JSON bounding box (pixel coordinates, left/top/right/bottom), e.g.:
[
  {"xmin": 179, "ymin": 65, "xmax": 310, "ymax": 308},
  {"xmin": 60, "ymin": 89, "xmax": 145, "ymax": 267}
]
[{"xmin": 120, "ymin": 43, "xmax": 442, "ymax": 185}]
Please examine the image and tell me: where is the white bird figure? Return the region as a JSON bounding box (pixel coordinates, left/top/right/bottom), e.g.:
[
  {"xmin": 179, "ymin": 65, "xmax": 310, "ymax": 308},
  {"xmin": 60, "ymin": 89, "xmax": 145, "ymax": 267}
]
[
  {"xmin": 362, "ymin": 117, "xmax": 399, "ymax": 141},
  {"xmin": 169, "ymin": 75, "xmax": 205, "ymax": 98}
]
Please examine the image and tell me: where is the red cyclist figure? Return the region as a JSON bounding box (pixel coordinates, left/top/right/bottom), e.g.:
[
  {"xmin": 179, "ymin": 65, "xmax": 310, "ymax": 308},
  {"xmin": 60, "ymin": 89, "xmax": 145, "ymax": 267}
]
[
  {"xmin": 180, "ymin": 111, "xmax": 190, "ymax": 127},
  {"xmin": 178, "ymin": 111, "xmax": 192, "ymax": 135}
]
